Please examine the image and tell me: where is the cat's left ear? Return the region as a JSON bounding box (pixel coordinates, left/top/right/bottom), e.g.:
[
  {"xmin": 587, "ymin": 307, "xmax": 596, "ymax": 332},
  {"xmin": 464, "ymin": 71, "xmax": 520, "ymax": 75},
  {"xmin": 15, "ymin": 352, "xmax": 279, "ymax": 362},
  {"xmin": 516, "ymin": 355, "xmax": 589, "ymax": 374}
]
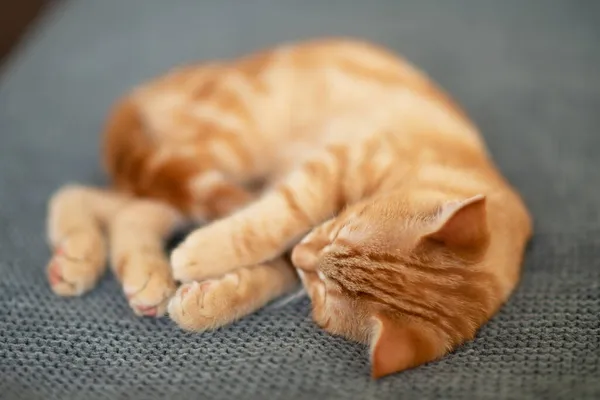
[
  {"xmin": 370, "ymin": 314, "xmax": 416, "ymax": 379},
  {"xmin": 425, "ymin": 194, "xmax": 488, "ymax": 248},
  {"xmin": 370, "ymin": 314, "xmax": 441, "ymax": 379}
]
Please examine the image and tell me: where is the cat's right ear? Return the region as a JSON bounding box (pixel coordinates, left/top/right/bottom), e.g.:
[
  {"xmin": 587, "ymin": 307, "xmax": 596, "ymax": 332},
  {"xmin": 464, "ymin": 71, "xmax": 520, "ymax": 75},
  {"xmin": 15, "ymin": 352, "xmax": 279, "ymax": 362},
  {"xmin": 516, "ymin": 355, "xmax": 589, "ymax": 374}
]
[{"xmin": 424, "ymin": 194, "xmax": 488, "ymax": 249}]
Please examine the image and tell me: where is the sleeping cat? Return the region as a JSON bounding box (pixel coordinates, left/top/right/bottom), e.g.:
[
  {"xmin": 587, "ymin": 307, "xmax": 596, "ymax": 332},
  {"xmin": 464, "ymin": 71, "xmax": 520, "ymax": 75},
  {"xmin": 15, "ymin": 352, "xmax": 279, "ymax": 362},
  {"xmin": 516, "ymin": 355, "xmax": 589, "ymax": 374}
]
[{"xmin": 46, "ymin": 38, "xmax": 532, "ymax": 378}]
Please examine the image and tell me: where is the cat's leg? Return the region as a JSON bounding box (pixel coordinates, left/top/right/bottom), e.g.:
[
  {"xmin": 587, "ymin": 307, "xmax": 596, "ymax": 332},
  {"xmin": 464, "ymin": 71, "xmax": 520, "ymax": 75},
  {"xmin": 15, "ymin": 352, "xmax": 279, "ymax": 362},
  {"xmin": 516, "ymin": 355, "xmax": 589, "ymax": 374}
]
[
  {"xmin": 46, "ymin": 185, "xmax": 129, "ymax": 296},
  {"xmin": 171, "ymin": 148, "xmax": 346, "ymax": 282},
  {"xmin": 168, "ymin": 172, "xmax": 299, "ymax": 329},
  {"xmin": 167, "ymin": 257, "xmax": 298, "ymax": 331},
  {"xmin": 108, "ymin": 199, "xmax": 184, "ymax": 317},
  {"xmin": 188, "ymin": 171, "xmax": 256, "ymax": 221}
]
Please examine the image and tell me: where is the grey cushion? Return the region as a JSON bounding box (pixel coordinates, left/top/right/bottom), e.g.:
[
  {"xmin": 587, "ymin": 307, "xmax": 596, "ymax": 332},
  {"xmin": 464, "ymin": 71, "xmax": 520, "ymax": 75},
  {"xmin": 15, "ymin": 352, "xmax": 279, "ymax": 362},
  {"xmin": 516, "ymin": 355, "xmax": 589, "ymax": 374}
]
[{"xmin": 1, "ymin": 0, "xmax": 599, "ymax": 399}]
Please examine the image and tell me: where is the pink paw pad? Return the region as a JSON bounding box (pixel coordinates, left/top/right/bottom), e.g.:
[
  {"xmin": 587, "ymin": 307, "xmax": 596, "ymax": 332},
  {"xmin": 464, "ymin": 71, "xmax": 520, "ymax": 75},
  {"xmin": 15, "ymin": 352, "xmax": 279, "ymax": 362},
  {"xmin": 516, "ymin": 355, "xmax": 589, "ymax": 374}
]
[
  {"xmin": 179, "ymin": 286, "xmax": 192, "ymax": 298},
  {"xmin": 48, "ymin": 262, "xmax": 63, "ymax": 286},
  {"xmin": 179, "ymin": 281, "xmax": 210, "ymax": 299},
  {"xmin": 135, "ymin": 305, "xmax": 158, "ymax": 317}
]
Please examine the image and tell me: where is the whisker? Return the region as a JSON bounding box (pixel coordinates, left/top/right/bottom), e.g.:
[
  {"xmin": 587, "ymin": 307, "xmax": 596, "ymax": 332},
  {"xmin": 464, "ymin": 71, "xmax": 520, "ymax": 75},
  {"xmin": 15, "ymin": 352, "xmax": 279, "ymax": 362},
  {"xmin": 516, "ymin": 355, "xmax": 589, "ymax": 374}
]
[{"xmin": 265, "ymin": 286, "xmax": 308, "ymax": 310}]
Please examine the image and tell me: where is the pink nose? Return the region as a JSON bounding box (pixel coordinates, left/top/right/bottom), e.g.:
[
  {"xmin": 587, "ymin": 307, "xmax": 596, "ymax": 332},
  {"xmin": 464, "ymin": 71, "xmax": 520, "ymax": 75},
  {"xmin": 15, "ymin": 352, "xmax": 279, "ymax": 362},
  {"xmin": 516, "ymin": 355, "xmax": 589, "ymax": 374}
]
[{"xmin": 291, "ymin": 243, "xmax": 318, "ymax": 271}]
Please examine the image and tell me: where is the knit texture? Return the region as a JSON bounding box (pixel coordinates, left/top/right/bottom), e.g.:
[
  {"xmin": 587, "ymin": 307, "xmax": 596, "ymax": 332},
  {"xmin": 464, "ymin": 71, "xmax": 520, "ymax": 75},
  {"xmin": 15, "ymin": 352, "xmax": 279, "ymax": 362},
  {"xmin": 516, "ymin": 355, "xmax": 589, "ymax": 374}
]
[{"xmin": 0, "ymin": 0, "xmax": 599, "ymax": 399}]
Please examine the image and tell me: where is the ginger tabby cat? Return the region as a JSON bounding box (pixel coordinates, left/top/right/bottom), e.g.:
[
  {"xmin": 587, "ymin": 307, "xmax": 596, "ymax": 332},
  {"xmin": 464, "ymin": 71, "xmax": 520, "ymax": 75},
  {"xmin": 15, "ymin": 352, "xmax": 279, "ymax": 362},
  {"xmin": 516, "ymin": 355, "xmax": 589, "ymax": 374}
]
[{"xmin": 45, "ymin": 38, "xmax": 532, "ymax": 378}]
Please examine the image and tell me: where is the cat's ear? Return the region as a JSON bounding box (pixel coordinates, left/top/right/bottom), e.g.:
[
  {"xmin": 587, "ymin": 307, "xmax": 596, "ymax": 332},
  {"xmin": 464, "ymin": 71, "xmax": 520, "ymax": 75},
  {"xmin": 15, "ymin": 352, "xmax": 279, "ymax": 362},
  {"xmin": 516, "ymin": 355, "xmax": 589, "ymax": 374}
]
[
  {"xmin": 425, "ymin": 194, "xmax": 488, "ymax": 248},
  {"xmin": 370, "ymin": 314, "xmax": 420, "ymax": 379},
  {"xmin": 370, "ymin": 314, "xmax": 445, "ymax": 379}
]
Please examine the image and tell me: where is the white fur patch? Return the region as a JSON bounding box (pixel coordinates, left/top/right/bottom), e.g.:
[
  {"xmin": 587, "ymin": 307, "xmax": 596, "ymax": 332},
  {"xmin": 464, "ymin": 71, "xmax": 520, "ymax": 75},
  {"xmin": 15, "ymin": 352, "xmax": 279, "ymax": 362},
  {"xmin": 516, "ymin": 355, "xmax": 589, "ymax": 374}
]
[{"xmin": 189, "ymin": 171, "xmax": 225, "ymax": 194}]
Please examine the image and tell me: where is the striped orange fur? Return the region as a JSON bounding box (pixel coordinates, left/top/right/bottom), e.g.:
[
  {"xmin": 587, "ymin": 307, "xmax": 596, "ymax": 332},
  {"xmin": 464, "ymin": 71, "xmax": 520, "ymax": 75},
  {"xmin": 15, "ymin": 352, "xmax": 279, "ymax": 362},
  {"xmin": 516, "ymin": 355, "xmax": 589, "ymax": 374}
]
[{"xmin": 45, "ymin": 38, "xmax": 532, "ymax": 378}]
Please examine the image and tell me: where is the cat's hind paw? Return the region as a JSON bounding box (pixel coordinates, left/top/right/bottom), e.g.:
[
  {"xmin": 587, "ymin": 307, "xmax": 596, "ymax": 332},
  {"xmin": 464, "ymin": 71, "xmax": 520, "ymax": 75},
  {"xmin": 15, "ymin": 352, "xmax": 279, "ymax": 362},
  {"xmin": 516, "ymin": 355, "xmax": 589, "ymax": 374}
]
[
  {"xmin": 118, "ymin": 253, "xmax": 176, "ymax": 317},
  {"xmin": 46, "ymin": 231, "xmax": 106, "ymax": 297}
]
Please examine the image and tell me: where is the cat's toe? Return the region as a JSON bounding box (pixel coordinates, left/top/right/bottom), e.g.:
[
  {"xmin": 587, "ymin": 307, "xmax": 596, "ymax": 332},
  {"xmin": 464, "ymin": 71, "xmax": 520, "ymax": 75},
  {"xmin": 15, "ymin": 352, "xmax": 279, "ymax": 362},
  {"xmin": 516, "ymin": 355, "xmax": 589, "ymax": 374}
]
[
  {"xmin": 170, "ymin": 245, "xmax": 199, "ymax": 283},
  {"xmin": 127, "ymin": 281, "xmax": 173, "ymax": 317},
  {"xmin": 47, "ymin": 256, "xmax": 84, "ymax": 296},
  {"xmin": 170, "ymin": 242, "xmax": 219, "ymax": 283},
  {"xmin": 120, "ymin": 254, "xmax": 176, "ymax": 317},
  {"xmin": 170, "ymin": 230, "xmax": 229, "ymax": 282},
  {"xmin": 168, "ymin": 272, "xmax": 241, "ymax": 331},
  {"xmin": 46, "ymin": 235, "xmax": 106, "ymax": 296}
]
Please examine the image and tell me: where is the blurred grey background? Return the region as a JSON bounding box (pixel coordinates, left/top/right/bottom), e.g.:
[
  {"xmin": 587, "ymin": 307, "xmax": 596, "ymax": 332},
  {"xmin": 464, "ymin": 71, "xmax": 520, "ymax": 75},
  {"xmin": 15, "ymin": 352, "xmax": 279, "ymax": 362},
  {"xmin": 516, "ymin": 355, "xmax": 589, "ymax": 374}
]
[{"xmin": 0, "ymin": 0, "xmax": 599, "ymax": 399}]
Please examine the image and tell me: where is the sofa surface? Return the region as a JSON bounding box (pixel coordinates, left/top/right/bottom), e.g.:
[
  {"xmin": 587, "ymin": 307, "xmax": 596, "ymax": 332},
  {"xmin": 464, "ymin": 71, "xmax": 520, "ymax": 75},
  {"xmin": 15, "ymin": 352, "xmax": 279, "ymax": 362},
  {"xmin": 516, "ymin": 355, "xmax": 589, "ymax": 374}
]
[{"xmin": 1, "ymin": 0, "xmax": 599, "ymax": 399}]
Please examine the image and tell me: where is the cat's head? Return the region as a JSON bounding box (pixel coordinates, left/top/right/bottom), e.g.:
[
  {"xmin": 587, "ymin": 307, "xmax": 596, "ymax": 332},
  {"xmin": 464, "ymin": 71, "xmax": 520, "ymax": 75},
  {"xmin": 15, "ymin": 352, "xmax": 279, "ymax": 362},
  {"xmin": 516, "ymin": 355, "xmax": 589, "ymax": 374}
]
[{"xmin": 291, "ymin": 194, "xmax": 497, "ymax": 378}]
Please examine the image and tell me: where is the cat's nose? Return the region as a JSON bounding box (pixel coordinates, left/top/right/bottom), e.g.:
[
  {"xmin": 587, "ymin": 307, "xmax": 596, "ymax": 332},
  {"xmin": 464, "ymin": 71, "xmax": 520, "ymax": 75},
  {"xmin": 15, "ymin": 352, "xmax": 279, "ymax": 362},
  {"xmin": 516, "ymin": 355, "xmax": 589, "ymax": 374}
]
[{"xmin": 291, "ymin": 243, "xmax": 318, "ymax": 271}]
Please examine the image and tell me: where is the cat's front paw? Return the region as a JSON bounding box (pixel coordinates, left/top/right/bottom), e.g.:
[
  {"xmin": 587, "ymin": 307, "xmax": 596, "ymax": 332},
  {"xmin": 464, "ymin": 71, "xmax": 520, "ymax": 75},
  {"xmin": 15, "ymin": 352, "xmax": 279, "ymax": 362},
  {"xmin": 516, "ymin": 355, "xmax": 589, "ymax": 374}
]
[
  {"xmin": 167, "ymin": 272, "xmax": 242, "ymax": 331},
  {"xmin": 170, "ymin": 229, "xmax": 229, "ymax": 282},
  {"xmin": 118, "ymin": 253, "xmax": 176, "ymax": 317},
  {"xmin": 47, "ymin": 230, "xmax": 106, "ymax": 296},
  {"xmin": 170, "ymin": 243, "xmax": 200, "ymax": 283}
]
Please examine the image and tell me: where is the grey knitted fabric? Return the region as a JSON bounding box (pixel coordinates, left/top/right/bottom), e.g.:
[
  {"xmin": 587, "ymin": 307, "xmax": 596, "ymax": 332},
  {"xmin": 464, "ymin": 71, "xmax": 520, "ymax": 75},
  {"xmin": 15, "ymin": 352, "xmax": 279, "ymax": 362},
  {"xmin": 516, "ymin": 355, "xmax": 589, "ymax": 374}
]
[{"xmin": 1, "ymin": 0, "xmax": 599, "ymax": 399}]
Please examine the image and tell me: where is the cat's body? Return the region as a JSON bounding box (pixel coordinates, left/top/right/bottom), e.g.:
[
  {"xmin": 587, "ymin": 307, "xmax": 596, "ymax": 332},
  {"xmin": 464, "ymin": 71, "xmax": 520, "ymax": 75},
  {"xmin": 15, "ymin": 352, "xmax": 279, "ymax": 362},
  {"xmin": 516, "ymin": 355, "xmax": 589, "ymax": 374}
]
[{"xmin": 46, "ymin": 39, "xmax": 532, "ymax": 378}]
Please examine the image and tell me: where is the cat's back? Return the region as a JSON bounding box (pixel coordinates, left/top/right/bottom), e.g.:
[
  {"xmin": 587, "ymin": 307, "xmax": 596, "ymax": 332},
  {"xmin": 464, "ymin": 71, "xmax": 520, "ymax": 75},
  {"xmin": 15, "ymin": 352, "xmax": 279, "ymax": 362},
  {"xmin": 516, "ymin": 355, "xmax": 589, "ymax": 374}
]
[
  {"xmin": 249, "ymin": 38, "xmax": 472, "ymax": 128},
  {"xmin": 125, "ymin": 38, "xmax": 471, "ymax": 147}
]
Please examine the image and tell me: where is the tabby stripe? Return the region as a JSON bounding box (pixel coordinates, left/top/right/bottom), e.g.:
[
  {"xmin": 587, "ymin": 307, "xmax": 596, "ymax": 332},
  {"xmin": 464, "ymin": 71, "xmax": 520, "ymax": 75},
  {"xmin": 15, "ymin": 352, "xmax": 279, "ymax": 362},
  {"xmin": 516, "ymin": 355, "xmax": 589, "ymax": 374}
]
[
  {"xmin": 192, "ymin": 104, "xmax": 248, "ymax": 136},
  {"xmin": 327, "ymin": 145, "xmax": 349, "ymax": 211},
  {"xmin": 332, "ymin": 248, "xmax": 361, "ymax": 260},
  {"xmin": 336, "ymin": 55, "xmax": 469, "ymax": 123},
  {"xmin": 357, "ymin": 289, "xmax": 455, "ymax": 338},
  {"xmin": 236, "ymin": 51, "xmax": 272, "ymax": 93},
  {"xmin": 194, "ymin": 120, "xmax": 253, "ymax": 168},
  {"xmin": 192, "ymin": 78, "xmax": 220, "ymax": 100},
  {"xmin": 279, "ymin": 186, "xmax": 313, "ymax": 224},
  {"xmin": 365, "ymin": 251, "xmax": 470, "ymax": 278},
  {"xmin": 357, "ymin": 136, "xmax": 383, "ymax": 194},
  {"xmin": 221, "ymin": 71, "xmax": 262, "ymax": 112},
  {"xmin": 231, "ymin": 222, "xmax": 260, "ymax": 259},
  {"xmin": 342, "ymin": 257, "xmax": 467, "ymax": 338},
  {"xmin": 367, "ymin": 285, "xmax": 458, "ymax": 339}
]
